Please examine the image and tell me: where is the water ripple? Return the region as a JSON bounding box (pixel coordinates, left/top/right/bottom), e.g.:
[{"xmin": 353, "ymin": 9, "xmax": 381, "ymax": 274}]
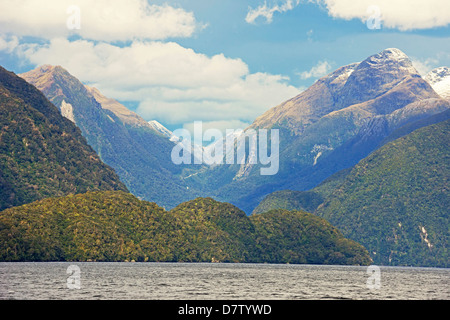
[{"xmin": 0, "ymin": 262, "xmax": 448, "ymax": 300}]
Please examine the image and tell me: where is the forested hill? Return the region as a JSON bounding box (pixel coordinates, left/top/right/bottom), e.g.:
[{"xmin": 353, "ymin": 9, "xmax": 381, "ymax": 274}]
[
  {"xmin": 316, "ymin": 119, "xmax": 450, "ymax": 267},
  {"xmin": 0, "ymin": 191, "xmax": 371, "ymax": 265},
  {"xmin": 0, "ymin": 66, "xmax": 128, "ymax": 211}
]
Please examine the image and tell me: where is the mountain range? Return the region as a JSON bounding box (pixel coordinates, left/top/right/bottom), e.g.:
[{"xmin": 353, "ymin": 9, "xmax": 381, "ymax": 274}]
[
  {"xmin": 189, "ymin": 48, "xmax": 449, "ymax": 213},
  {"xmin": 18, "ymin": 49, "xmax": 449, "ymax": 215},
  {"xmin": 20, "ymin": 65, "xmax": 200, "ymax": 209},
  {"xmin": 1, "ymin": 47, "xmax": 448, "ymax": 267},
  {"xmin": 253, "ymin": 110, "xmax": 449, "ymax": 267},
  {"xmin": 0, "ymin": 66, "xmax": 127, "ymax": 211}
]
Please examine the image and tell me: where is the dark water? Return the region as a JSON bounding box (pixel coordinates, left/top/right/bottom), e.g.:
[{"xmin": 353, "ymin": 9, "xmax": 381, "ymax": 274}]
[{"xmin": 0, "ymin": 262, "xmax": 448, "ymax": 300}]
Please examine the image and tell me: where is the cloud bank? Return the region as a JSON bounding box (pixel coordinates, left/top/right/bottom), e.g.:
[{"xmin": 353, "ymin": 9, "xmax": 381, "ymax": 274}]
[
  {"xmin": 14, "ymin": 38, "xmax": 299, "ymax": 127},
  {"xmin": 0, "ymin": 0, "xmax": 198, "ymax": 41},
  {"xmin": 315, "ymin": 0, "xmax": 450, "ymax": 31},
  {"xmin": 246, "ymin": 0, "xmax": 450, "ymax": 30},
  {"xmin": 0, "ymin": 0, "xmax": 300, "ymax": 131}
]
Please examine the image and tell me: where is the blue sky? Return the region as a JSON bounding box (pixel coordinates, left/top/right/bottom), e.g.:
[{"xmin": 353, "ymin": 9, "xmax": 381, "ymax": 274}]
[
  {"xmin": 172, "ymin": 0, "xmax": 450, "ymax": 86},
  {"xmin": 1, "ymin": 0, "xmax": 449, "ymax": 134}
]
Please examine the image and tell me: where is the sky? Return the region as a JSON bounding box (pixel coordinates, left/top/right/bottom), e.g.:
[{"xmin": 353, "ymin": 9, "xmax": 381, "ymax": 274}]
[{"xmin": 1, "ymin": 0, "xmax": 450, "ymax": 135}]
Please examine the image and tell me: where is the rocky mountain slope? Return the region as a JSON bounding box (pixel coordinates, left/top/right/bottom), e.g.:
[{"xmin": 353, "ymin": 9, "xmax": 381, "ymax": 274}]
[
  {"xmin": 84, "ymin": 85, "xmax": 154, "ymax": 129},
  {"xmin": 194, "ymin": 48, "xmax": 450, "ymax": 213},
  {"xmin": 315, "ymin": 118, "xmax": 449, "ymax": 267},
  {"xmin": 20, "ymin": 65, "xmax": 199, "ymax": 209},
  {"xmin": 0, "ymin": 66, "xmax": 128, "ymax": 211},
  {"xmin": 253, "ymin": 114, "xmax": 449, "ymax": 267}
]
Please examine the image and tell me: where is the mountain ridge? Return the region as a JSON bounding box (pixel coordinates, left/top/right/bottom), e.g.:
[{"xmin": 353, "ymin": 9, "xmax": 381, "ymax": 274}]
[
  {"xmin": 20, "ymin": 65, "xmax": 200, "ymax": 209},
  {"xmin": 193, "ymin": 48, "xmax": 449, "ymax": 213},
  {"xmin": 0, "ymin": 66, "xmax": 128, "ymax": 211},
  {"xmin": 0, "ymin": 190, "xmax": 371, "ymax": 265},
  {"xmin": 315, "ymin": 118, "xmax": 450, "ymax": 267}
]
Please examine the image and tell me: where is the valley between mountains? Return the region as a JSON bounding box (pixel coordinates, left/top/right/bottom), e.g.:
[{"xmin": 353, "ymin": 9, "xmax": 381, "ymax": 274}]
[{"xmin": 0, "ymin": 48, "xmax": 448, "ymax": 267}]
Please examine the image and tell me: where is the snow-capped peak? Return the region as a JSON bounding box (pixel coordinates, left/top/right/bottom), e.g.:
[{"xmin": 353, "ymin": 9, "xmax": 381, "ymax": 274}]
[
  {"xmin": 425, "ymin": 67, "xmax": 450, "ymax": 85},
  {"xmin": 362, "ymin": 48, "xmax": 419, "ymax": 75},
  {"xmin": 382, "ymin": 48, "xmax": 409, "ymax": 60},
  {"xmin": 148, "ymin": 120, "xmax": 173, "ymax": 138},
  {"xmin": 425, "ymin": 67, "xmax": 450, "ymax": 100}
]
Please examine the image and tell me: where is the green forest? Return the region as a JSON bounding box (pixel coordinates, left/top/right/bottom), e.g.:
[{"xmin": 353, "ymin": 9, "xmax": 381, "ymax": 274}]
[
  {"xmin": 316, "ymin": 119, "xmax": 450, "ymax": 267},
  {"xmin": 0, "ymin": 191, "xmax": 371, "ymax": 265},
  {"xmin": 0, "ymin": 66, "xmax": 127, "ymax": 212},
  {"xmin": 248, "ymin": 118, "xmax": 449, "ymax": 268}
]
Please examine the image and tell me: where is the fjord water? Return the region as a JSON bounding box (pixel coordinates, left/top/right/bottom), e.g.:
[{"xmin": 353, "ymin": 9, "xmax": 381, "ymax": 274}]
[{"xmin": 0, "ymin": 263, "xmax": 448, "ymax": 300}]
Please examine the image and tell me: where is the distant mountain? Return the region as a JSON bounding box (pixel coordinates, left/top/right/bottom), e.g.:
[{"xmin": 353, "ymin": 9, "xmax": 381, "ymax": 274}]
[
  {"xmin": 315, "ymin": 118, "xmax": 450, "ymax": 267},
  {"xmin": 425, "ymin": 66, "xmax": 450, "ymax": 100},
  {"xmin": 85, "ymin": 85, "xmax": 156, "ymax": 129},
  {"xmin": 252, "ymin": 48, "xmax": 424, "ymax": 132},
  {"xmin": 0, "ymin": 190, "xmax": 371, "ymax": 265},
  {"xmin": 0, "ymin": 66, "xmax": 128, "ymax": 211},
  {"xmin": 381, "ymin": 108, "xmax": 450, "ymax": 145},
  {"xmin": 252, "ymin": 167, "xmax": 351, "ymax": 215},
  {"xmin": 148, "ymin": 120, "xmax": 174, "ymax": 139},
  {"xmin": 194, "ymin": 48, "xmax": 450, "ymax": 213},
  {"xmin": 253, "ymin": 107, "xmax": 450, "ymax": 215},
  {"xmin": 20, "ymin": 65, "xmax": 199, "ymax": 209}
]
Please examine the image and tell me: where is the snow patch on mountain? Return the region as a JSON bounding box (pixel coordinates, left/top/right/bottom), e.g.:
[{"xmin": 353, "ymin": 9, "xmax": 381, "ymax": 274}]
[
  {"xmin": 148, "ymin": 120, "xmax": 173, "ymax": 138},
  {"xmin": 367, "ymin": 48, "xmax": 419, "ymax": 75},
  {"xmin": 425, "ymin": 67, "xmax": 450, "ymax": 100},
  {"xmin": 149, "ymin": 120, "xmax": 206, "ymax": 165}
]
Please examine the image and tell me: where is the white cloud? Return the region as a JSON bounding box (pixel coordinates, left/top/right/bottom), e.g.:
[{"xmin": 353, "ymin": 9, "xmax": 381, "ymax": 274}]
[
  {"xmin": 19, "ymin": 38, "xmax": 249, "ymax": 90},
  {"xmin": 247, "ymin": 0, "xmax": 450, "ymax": 29},
  {"xmin": 134, "ymin": 72, "xmax": 300, "ymax": 124},
  {"xmin": 0, "ymin": 0, "xmax": 199, "ymax": 41},
  {"xmin": 298, "ymin": 60, "xmax": 332, "ymax": 79},
  {"xmin": 246, "ymin": 0, "xmax": 300, "ymax": 24},
  {"xmin": 411, "ymin": 57, "xmax": 440, "ymax": 76},
  {"xmin": 0, "ymin": 35, "xmax": 18, "ymax": 53},
  {"xmin": 15, "ymin": 38, "xmax": 300, "ymax": 126},
  {"xmin": 0, "ymin": 1, "xmax": 302, "ymax": 129},
  {"xmin": 314, "ymin": 0, "xmax": 450, "ymax": 30}
]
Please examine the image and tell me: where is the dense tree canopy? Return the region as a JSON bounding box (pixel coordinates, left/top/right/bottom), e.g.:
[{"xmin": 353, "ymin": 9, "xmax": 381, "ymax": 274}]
[
  {"xmin": 0, "ymin": 66, "xmax": 127, "ymax": 211},
  {"xmin": 0, "ymin": 191, "xmax": 371, "ymax": 265}
]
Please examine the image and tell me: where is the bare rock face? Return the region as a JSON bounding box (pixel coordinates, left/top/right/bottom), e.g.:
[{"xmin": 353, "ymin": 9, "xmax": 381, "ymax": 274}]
[
  {"xmin": 251, "ymin": 63, "xmax": 359, "ymax": 134},
  {"xmin": 337, "ymin": 48, "xmax": 421, "ymax": 108},
  {"xmin": 206, "ymin": 48, "xmax": 450, "ymax": 213},
  {"xmin": 84, "ymin": 85, "xmax": 154, "ymax": 129},
  {"xmin": 21, "ymin": 66, "xmax": 160, "ymax": 133},
  {"xmin": 252, "ymin": 49, "xmax": 437, "ymax": 134},
  {"xmin": 20, "ymin": 65, "xmax": 199, "ymax": 209}
]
